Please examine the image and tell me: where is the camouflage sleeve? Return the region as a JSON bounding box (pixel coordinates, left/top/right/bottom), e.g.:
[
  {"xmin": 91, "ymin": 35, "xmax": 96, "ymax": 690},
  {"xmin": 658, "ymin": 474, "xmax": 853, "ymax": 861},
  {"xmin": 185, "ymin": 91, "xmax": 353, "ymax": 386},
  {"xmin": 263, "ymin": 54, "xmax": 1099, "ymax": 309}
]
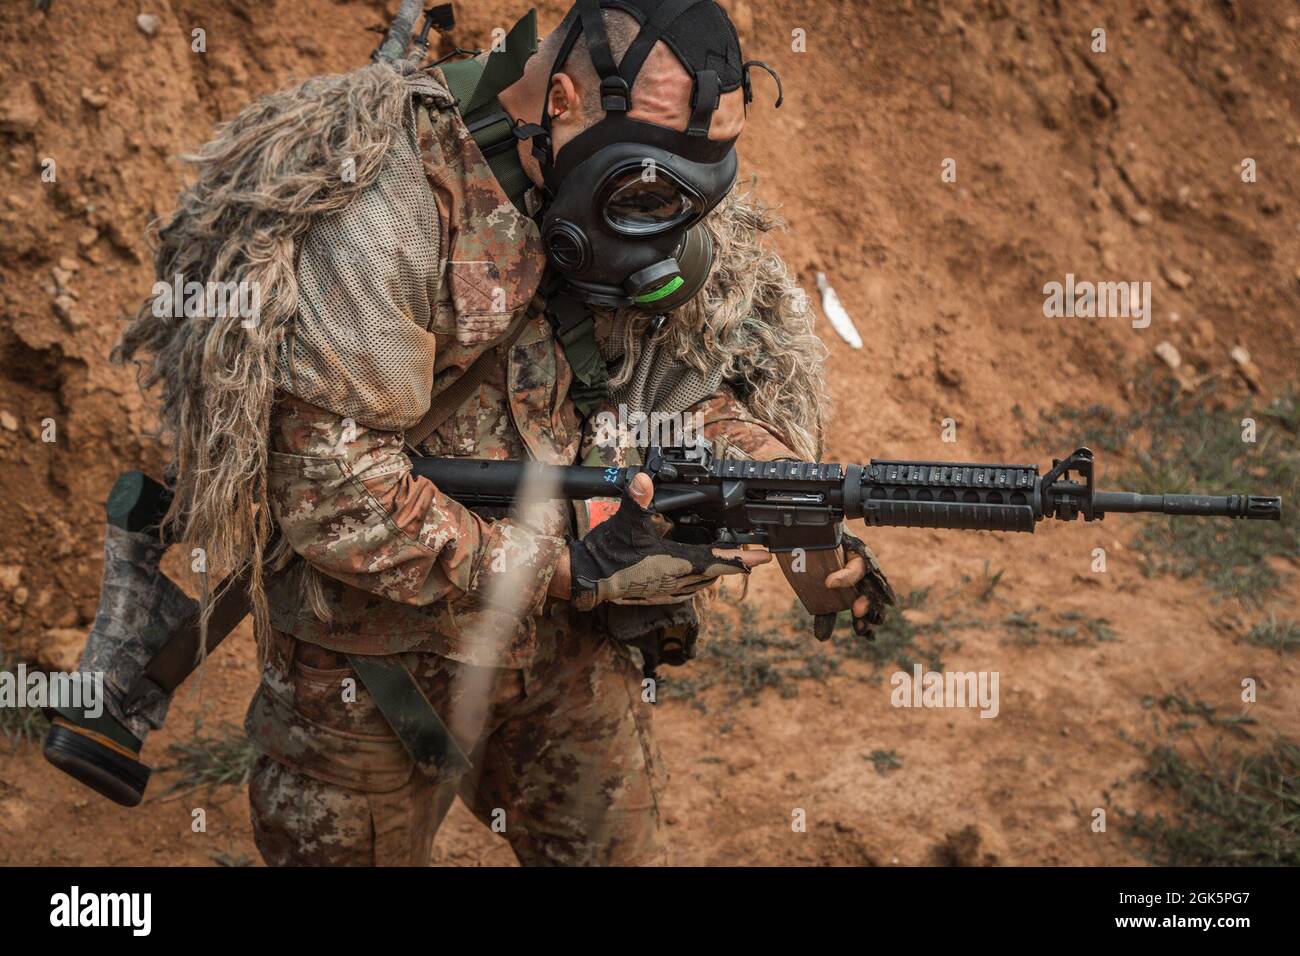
[
  {"xmin": 693, "ymin": 383, "xmax": 798, "ymax": 461},
  {"xmin": 268, "ymin": 393, "xmax": 564, "ymax": 613}
]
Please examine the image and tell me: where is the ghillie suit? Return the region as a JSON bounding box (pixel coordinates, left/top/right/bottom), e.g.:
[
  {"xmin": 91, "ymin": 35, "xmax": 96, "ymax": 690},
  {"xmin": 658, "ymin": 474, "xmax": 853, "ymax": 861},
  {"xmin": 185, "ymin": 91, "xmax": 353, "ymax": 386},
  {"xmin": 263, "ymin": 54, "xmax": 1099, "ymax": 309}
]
[
  {"xmin": 113, "ymin": 58, "xmax": 843, "ymax": 867},
  {"xmin": 114, "ymin": 64, "xmax": 422, "ymax": 651},
  {"xmin": 115, "ymin": 54, "xmax": 827, "ymax": 653}
]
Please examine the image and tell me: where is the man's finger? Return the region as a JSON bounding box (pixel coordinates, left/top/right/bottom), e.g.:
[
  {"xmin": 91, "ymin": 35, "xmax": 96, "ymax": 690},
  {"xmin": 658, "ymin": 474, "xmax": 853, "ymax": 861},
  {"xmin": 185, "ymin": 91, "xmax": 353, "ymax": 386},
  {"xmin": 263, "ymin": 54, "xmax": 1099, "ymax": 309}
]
[
  {"xmin": 712, "ymin": 547, "xmax": 772, "ymax": 568},
  {"xmin": 852, "ymin": 594, "xmax": 869, "ymax": 619},
  {"xmin": 825, "ymin": 553, "xmax": 866, "ymax": 589},
  {"xmin": 627, "ymin": 472, "xmax": 654, "ymax": 509}
]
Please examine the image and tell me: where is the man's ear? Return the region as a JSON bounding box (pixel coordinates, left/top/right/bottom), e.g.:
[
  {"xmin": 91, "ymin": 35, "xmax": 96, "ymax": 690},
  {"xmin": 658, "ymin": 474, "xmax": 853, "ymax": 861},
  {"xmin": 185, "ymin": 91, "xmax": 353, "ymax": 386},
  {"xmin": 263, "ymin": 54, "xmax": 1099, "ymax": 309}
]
[{"xmin": 547, "ymin": 72, "xmax": 581, "ymax": 122}]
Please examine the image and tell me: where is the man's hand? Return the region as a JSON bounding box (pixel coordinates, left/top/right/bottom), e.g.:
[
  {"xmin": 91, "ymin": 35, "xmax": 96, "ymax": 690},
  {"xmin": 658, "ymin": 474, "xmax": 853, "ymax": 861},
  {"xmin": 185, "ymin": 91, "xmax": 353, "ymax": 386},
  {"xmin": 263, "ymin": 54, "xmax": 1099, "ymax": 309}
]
[
  {"xmin": 558, "ymin": 472, "xmax": 769, "ymax": 609},
  {"xmin": 824, "ymin": 556, "xmax": 871, "ymax": 620},
  {"xmin": 813, "ymin": 531, "xmax": 896, "ymax": 640}
]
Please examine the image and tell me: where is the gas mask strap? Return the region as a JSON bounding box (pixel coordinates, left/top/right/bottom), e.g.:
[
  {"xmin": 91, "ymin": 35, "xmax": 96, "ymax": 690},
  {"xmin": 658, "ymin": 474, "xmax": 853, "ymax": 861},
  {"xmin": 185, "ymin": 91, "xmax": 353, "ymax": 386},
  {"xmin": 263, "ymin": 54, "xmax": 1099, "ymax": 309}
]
[
  {"xmin": 535, "ymin": 10, "xmax": 589, "ymax": 171},
  {"xmin": 615, "ymin": 0, "xmax": 712, "ymax": 98},
  {"xmin": 687, "ymin": 69, "xmax": 721, "ymax": 137},
  {"xmin": 577, "ymin": 0, "xmax": 631, "ymax": 111}
]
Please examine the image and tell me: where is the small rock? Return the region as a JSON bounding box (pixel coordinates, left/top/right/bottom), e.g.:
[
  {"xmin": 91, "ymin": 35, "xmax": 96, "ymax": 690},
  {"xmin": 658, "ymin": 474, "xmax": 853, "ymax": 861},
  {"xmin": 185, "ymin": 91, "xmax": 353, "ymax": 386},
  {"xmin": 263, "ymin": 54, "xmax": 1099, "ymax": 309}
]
[
  {"xmin": 52, "ymin": 294, "xmax": 85, "ymax": 327},
  {"xmin": 932, "ymin": 77, "xmax": 954, "ymax": 110},
  {"xmin": 136, "ymin": 13, "xmax": 160, "ymax": 36},
  {"xmin": 1217, "ymin": 63, "xmax": 1235, "ymax": 81},
  {"xmin": 76, "ymin": 227, "xmax": 98, "ymax": 249},
  {"xmin": 1189, "ymin": 318, "xmax": 1217, "ymax": 350},
  {"xmin": 1230, "ymin": 346, "xmax": 1264, "ymax": 393},
  {"xmin": 1162, "ymin": 263, "xmax": 1193, "ymax": 289},
  {"xmin": 80, "ymin": 88, "xmax": 110, "ymax": 110},
  {"xmin": 1154, "ymin": 341, "xmax": 1182, "ymax": 370},
  {"xmin": 13, "ymin": 586, "xmax": 29, "ymax": 607},
  {"xmin": 935, "ymin": 356, "xmax": 963, "ymax": 389},
  {"xmin": 57, "ymin": 256, "xmax": 80, "ymax": 273},
  {"xmin": 0, "ymin": 411, "xmax": 17, "ymax": 432},
  {"xmin": 1129, "ymin": 207, "xmax": 1154, "ymax": 226}
]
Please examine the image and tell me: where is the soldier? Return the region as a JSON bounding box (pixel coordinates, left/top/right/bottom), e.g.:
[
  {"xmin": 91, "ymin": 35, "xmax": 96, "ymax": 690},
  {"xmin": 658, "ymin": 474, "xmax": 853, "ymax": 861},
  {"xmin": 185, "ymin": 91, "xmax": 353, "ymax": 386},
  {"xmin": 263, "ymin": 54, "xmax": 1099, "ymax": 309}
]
[{"xmin": 118, "ymin": 0, "xmax": 888, "ymax": 866}]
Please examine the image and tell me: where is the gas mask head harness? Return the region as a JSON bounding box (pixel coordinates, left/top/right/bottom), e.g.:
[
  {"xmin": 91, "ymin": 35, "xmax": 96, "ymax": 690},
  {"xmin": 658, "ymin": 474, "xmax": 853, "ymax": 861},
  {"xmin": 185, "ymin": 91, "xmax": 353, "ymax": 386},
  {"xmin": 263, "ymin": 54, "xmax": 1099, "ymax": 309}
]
[{"xmin": 515, "ymin": 0, "xmax": 782, "ymax": 312}]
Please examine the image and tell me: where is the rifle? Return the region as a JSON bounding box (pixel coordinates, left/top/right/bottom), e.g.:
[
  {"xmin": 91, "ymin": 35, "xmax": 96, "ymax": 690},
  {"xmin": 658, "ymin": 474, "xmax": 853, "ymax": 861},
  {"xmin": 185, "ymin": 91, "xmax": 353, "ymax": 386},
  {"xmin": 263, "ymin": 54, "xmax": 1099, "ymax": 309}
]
[
  {"xmin": 413, "ymin": 443, "xmax": 1281, "ymax": 615},
  {"xmin": 414, "ymin": 443, "xmax": 1281, "ymax": 539},
  {"xmin": 42, "ymin": 443, "xmax": 1280, "ymax": 806}
]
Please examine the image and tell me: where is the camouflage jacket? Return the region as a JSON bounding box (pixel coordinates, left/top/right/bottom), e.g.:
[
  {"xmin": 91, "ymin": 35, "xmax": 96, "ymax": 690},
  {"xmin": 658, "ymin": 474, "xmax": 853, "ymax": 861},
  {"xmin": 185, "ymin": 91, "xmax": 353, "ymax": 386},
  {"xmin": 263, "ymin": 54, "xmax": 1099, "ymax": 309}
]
[
  {"xmin": 267, "ymin": 69, "xmax": 798, "ymax": 668},
  {"xmin": 266, "ymin": 70, "xmax": 579, "ymax": 666}
]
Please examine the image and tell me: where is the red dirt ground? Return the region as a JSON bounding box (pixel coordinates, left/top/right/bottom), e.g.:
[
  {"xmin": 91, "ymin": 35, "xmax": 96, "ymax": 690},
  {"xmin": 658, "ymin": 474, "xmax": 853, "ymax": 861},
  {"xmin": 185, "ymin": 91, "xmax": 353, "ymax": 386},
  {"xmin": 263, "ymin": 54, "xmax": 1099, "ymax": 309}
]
[{"xmin": 1, "ymin": 0, "xmax": 1297, "ymax": 866}]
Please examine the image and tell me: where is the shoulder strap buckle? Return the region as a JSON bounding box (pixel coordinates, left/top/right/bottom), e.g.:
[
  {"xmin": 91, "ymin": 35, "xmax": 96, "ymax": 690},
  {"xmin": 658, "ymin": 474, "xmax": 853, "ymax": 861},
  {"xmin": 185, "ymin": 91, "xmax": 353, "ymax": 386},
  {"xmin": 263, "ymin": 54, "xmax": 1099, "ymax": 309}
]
[
  {"xmin": 687, "ymin": 69, "xmax": 721, "ymax": 137},
  {"xmin": 600, "ymin": 74, "xmax": 632, "ymax": 113}
]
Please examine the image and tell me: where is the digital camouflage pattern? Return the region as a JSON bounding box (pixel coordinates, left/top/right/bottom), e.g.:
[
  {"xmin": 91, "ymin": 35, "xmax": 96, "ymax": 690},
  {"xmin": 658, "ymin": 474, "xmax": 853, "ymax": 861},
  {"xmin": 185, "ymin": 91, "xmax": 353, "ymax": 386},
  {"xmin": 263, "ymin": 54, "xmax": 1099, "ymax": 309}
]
[
  {"xmin": 248, "ymin": 612, "xmax": 666, "ymax": 866},
  {"xmin": 74, "ymin": 525, "xmax": 197, "ymax": 739},
  {"xmin": 247, "ymin": 64, "xmax": 829, "ymax": 867},
  {"xmin": 416, "ymin": 78, "xmax": 546, "ymax": 351},
  {"xmin": 264, "ymin": 66, "xmax": 579, "ymax": 668},
  {"xmin": 248, "ymin": 65, "xmax": 667, "ymax": 867}
]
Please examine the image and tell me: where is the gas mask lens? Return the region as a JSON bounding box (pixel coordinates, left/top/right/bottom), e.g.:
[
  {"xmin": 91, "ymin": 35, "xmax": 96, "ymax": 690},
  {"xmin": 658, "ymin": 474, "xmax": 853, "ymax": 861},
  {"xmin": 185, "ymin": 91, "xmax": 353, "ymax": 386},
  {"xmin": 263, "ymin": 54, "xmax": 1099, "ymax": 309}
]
[{"xmin": 601, "ymin": 165, "xmax": 704, "ymax": 236}]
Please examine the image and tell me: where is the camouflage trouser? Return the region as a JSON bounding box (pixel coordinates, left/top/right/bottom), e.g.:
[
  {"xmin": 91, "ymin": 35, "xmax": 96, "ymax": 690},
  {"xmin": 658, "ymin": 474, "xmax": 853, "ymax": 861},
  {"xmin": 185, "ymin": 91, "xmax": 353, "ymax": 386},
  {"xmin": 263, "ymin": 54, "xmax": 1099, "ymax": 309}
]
[{"xmin": 244, "ymin": 605, "xmax": 667, "ymax": 866}]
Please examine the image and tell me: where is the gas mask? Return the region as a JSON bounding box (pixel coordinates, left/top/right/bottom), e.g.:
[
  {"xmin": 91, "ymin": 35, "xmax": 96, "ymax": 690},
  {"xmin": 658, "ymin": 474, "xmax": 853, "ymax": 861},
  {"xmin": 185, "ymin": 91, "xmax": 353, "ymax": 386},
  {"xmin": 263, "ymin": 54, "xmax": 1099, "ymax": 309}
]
[
  {"xmin": 541, "ymin": 140, "xmax": 734, "ymax": 310},
  {"xmin": 518, "ymin": 0, "xmax": 781, "ymax": 311}
]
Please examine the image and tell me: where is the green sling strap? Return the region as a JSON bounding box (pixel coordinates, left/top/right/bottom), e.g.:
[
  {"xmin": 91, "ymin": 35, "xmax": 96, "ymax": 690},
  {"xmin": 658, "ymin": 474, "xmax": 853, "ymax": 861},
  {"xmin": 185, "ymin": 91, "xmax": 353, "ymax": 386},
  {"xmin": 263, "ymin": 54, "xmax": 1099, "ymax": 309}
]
[{"xmin": 347, "ymin": 654, "xmax": 471, "ymax": 778}]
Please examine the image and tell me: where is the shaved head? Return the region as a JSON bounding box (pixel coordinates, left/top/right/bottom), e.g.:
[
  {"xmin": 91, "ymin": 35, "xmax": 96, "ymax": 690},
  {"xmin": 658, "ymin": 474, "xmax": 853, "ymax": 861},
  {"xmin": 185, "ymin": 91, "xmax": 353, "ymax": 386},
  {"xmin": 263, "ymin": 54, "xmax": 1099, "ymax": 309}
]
[{"xmin": 498, "ymin": 6, "xmax": 746, "ymax": 187}]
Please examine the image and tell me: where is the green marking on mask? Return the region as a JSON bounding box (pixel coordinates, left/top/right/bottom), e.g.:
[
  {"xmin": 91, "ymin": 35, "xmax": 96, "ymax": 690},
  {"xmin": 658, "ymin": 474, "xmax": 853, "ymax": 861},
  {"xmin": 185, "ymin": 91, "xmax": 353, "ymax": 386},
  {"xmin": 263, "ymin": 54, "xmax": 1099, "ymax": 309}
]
[{"xmin": 634, "ymin": 275, "xmax": 684, "ymax": 305}]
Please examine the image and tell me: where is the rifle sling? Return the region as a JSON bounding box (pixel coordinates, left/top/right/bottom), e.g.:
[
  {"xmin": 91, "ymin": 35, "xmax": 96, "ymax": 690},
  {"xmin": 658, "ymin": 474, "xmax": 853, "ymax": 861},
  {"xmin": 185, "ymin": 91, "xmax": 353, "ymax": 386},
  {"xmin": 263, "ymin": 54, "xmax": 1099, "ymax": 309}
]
[{"xmin": 346, "ymin": 654, "xmax": 471, "ymax": 777}]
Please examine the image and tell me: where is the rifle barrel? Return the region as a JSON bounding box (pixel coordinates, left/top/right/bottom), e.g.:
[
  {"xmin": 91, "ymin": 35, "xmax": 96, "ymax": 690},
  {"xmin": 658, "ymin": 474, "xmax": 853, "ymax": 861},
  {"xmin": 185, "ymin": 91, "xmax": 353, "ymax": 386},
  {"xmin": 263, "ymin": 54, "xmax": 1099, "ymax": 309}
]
[{"xmin": 1092, "ymin": 491, "xmax": 1281, "ymax": 520}]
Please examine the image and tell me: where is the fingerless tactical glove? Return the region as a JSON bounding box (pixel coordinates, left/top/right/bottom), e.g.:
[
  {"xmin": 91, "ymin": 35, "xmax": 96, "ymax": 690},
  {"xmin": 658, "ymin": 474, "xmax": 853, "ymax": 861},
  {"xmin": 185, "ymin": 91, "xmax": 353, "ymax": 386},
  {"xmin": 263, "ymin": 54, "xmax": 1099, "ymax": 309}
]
[{"xmin": 568, "ymin": 484, "xmax": 748, "ymax": 611}]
